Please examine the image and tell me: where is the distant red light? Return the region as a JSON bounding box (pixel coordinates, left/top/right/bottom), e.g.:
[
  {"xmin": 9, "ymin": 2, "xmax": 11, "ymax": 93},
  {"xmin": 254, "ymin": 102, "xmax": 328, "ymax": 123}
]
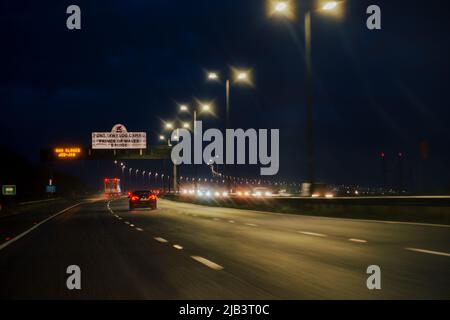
[
  {"xmin": 398, "ymin": 152, "xmax": 403, "ymax": 157},
  {"xmin": 5, "ymin": 237, "xmax": 11, "ymax": 241},
  {"xmin": 380, "ymin": 152, "xmax": 385, "ymax": 158},
  {"xmin": 131, "ymin": 196, "xmax": 139, "ymax": 201}
]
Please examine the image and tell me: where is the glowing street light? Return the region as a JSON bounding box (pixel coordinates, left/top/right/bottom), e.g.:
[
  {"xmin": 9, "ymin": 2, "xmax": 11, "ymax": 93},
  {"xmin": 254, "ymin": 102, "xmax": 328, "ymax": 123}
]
[
  {"xmin": 237, "ymin": 72, "xmax": 248, "ymax": 81},
  {"xmin": 182, "ymin": 122, "xmax": 190, "ymax": 129},
  {"xmin": 159, "ymin": 135, "xmax": 165, "ymax": 141},
  {"xmin": 179, "ymin": 104, "xmax": 189, "ymax": 112},
  {"xmin": 165, "ymin": 122, "xmax": 174, "ymax": 130},
  {"xmin": 201, "ymin": 104, "xmax": 210, "ymax": 112},
  {"xmin": 323, "ymin": 1, "xmax": 337, "ymax": 10},
  {"xmin": 207, "ymin": 72, "xmax": 219, "ymax": 80},
  {"xmin": 275, "ymin": 1, "xmax": 288, "ymax": 12}
]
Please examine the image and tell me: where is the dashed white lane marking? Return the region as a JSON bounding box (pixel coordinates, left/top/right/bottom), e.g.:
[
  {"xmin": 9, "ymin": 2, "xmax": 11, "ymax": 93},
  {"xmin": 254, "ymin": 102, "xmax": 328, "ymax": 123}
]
[
  {"xmin": 228, "ymin": 220, "xmax": 235, "ymax": 223},
  {"xmin": 245, "ymin": 223, "xmax": 258, "ymax": 227},
  {"xmin": 405, "ymin": 247, "xmax": 450, "ymax": 257},
  {"xmin": 192, "ymin": 214, "xmax": 198, "ymax": 217},
  {"xmin": 118, "ymin": 217, "xmax": 122, "ymax": 220},
  {"xmin": 298, "ymin": 231, "xmax": 327, "ymax": 237},
  {"xmin": 213, "ymin": 218, "xmax": 221, "ymax": 221},
  {"xmin": 136, "ymin": 228, "xmax": 144, "ymax": 232},
  {"xmin": 125, "ymin": 221, "xmax": 130, "ymax": 225},
  {"xmin": 154, "ymin": 237, "xmax": 168, "ymax": 243},
  {"xmin": 173, "ymin": 245, "xmax": 183, "ymax": 250},
  {"xmin": 130, "ymin": 224, "xmax": 135, "ymax": 227},
  {"xmin": 349, "ymin": 238, "xmax": 367, "ymax": 243},
  {"xmin": 191, "ymin": 256, "xmax": 224, "ymax": 270}
]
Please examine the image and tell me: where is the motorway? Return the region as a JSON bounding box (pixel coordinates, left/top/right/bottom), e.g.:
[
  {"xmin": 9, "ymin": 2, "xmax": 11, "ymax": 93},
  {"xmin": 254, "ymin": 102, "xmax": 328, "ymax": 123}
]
[{"xmin": 0, "ymin": 197, "xmax": 449, "ymax": 299}]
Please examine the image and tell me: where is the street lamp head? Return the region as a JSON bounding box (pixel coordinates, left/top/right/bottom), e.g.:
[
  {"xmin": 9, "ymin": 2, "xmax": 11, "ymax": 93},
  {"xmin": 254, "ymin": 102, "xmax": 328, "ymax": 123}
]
[
  {"xmin": 201, "ymin": 104, "xmax": 210, "ymax": 112},
  {"xmin": 274, "ymin": 1, "xmax": 288, "ymax": 12},
  {"xmin": 182, "ymin": 122, "xmax": 190, "ymax": 129},
  {"xmin": 322, "ymin": 1, "xmax": 337, "ymax": 10},
  {"xmin": 165, "ymin": 122, "xmax": 174, "ymax": 130},
  {"xmin": 268, "ymin": 0, "xmax": 294, "ymax": 19},
  {"xmin": 207, "ymin": 72, "xmax": 219, "ymax": 80},
  {"xmin": 179, "ymin": 104, "xmax": 189, "ymax": 112},
  {"xmin": 159, "ymin": 135, "xmax": 165, "ymax": 141},
  {"xmin": 237, "ymin": 72, "xmax": 248, "ymax": 81},
  {"xmin": 232, "ymin": 68, "xmax": 253, "ymax": 85}
]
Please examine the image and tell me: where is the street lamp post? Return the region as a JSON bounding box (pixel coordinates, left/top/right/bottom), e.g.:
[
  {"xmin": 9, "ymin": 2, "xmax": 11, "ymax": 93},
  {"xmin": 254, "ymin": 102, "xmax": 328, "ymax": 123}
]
[
  {"xmin": 269, "ymin": 0, "xmax": 342, "ymax": 195},
  {"xmin": 207, "ymin": 69, "xmax": 250, "ymax": 192},
  {"xmin": 179, "ymin": 102, "xmax": 213, "ymax": 192}
]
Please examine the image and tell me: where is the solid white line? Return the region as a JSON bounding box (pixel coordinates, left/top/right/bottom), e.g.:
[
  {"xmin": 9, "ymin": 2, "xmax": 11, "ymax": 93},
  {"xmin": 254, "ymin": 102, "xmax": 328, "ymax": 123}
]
[
  {"xmin": 0, "ymin": 202, "xmax": 84, "ymax": 251},
  {"xmin": 136, "ymin": 228, "xmax": 144, "ymax": 232},
  {"xmin": 349, "ymin": 238, "xmax": 367, "ymax": 243},
  {"xmin": 154, "ymin": 237, "xmax": 168, "ymax": 243},
  {"xmin": 245, "ymin": 223, "xmax": 258, "ymax": 227},
  {"xmin": 299, "ymin": 231, "xmax": 327, "ymax": 237},
  {"xmin": 405, "ymin": 247, "xmax": 450, "ymax": 257},
  {"xmin": 191, "ymin": 256, "xmax": 224, "ymax": 270},
  {"xmin": 228, "ymin": 220, "xmax": 235, "ymax": 223},
  {"xmin": 173, "ymin": 244, "xmax": 183, "ymax": 250}
]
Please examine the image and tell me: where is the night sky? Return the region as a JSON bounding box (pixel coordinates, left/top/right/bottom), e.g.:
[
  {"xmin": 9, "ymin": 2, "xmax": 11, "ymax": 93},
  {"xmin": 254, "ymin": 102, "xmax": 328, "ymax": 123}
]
[{"xmin": 1, "ymin": 0, "xmax": 449, "ymax": 191}]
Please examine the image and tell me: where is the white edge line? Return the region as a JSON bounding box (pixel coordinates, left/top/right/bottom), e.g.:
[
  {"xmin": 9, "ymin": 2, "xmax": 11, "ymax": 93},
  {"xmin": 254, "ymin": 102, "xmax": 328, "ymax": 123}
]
[
  {"xmin": 191, "ymin": 256, "xmax": 224, "ymax": 270},
  {"xmin": 0, "ymin": 202, "xmax": 85, "ymax": 251},
  {"xmin": 405, "ymin": 247, "xmax": 450, "ymax": 257}
]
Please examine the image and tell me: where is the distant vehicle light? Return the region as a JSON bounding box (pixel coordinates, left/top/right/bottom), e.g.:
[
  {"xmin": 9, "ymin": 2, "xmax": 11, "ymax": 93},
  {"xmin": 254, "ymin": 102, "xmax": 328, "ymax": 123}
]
[
  {"xmin": 237, "ymin": 191, "xmax": 243, "ymax": 196},
  {"xmin": 244, "ymin": 191, "xmax": 250, "ymax": 196},
  {"xmin": 214, "ymin": 191, "xmax": 220, "ymax": 197},
  {"xmin": 254, "ymin": 191, "xmax": 262, "ymax": 197},
  {"xmin": 325, "ymin": 194, "xmax": 334, "ymax": 198},
  {"xmin": 312, "ymin": 194, "xmax": 320, "ymax": 198},
  {"xmin": 264, "ymin": 192, "xmax": 272, "ymax": 197},
  {"xmin": 222, "ymin": 192, "xmax": 229, "ymax": 197},
  {"xmin": 131, "ymin": 196, "xmax": 139, "ymax": 201}
]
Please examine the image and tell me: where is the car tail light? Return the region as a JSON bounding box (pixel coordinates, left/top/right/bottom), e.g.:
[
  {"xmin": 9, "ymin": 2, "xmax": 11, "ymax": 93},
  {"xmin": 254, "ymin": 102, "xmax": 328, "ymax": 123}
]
[
  {"xmin": 131, "ymin": 196, "xmax": 139, "ymax": 201},
  {"xmin": 148, "ymin": 195, "xmax": 156, "ymax": 200}
]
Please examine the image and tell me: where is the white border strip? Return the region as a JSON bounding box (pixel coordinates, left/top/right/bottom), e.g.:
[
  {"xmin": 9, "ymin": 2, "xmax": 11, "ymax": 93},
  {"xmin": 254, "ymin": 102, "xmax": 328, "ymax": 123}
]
[
  {"xmin": 405, "ymin": 247, "xmax": 450, "ymax": 257},
  {"xmin": 0, "ymin": 202, "xmax": 85, "ymax": 251}
]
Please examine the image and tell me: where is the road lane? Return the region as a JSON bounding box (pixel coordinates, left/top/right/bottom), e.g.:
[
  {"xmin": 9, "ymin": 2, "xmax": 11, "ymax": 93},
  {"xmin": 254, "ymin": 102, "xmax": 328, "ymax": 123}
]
[
  {"xmin": 0, "ymin": 197, "xmax": 448, "ymax": 299},
  {"xmin": 109, "ymin": 198, "xmax": 450, "ymax": 299},
  {"xmin": 0, "ymin": 200, "xmax": 272, "ymax": 299}
]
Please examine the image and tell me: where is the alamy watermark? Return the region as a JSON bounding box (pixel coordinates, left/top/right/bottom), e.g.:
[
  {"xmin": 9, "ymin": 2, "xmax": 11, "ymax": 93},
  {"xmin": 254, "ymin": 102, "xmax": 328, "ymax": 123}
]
[{"xmin": 170, "ymin": 121, "xmax": 279, "ymax": 176}]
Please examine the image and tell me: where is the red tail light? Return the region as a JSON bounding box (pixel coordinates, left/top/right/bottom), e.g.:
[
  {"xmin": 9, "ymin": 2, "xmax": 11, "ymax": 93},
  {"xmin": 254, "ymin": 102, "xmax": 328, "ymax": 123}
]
[
  {"xmin": 148, "ymin": 195, "xmax": 156, "ymax": 200},
  {"xmin": 131, "ymin": 196, "xmax": 139, "ymax": 201}
]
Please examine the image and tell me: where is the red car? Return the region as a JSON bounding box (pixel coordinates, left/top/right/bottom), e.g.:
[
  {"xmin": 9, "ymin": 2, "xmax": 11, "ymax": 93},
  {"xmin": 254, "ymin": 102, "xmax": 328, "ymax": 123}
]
[{"xmin": 129, "ymin": 190, "xmax": 157, "ymax": 210}]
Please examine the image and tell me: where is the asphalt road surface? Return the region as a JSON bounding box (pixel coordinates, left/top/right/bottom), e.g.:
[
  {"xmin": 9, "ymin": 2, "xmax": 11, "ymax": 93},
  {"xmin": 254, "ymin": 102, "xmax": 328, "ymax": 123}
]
[{"xmin": 0, "ymin": 198, "xmax": 449, "ymax": 299}]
